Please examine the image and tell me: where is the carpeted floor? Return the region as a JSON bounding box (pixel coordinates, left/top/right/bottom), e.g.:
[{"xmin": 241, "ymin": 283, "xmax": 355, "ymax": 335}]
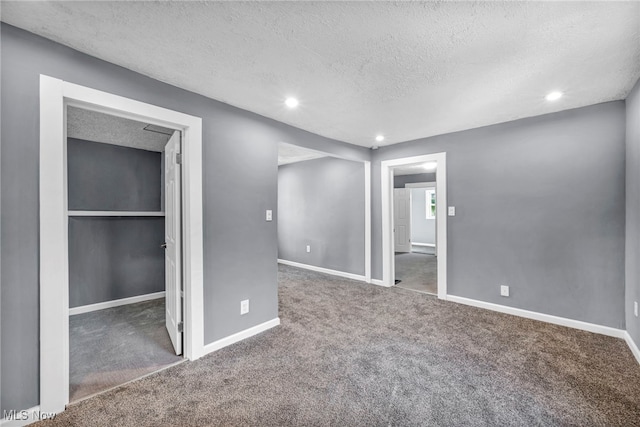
[
  {"xmin": 69, "ymin": 298, "xmax": 184, "ymax": 402},
  {"xmin": 40, "ymin": 264, "xmax": 640, "ymax": 426},
  {"xmin": 395, "ymin": 252, "xmax": 437, "ymax": 294}
]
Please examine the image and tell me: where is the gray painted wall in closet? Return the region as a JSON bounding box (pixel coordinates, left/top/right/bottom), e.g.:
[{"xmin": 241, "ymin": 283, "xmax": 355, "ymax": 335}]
[{"xmin": 67, "ymin": 138, "xmax": 165, "ymax": 308}]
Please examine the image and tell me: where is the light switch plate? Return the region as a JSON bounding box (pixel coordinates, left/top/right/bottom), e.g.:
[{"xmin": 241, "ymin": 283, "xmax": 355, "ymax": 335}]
[
  {"xmin": 266, "ymin": 210, "xmax": 272, "ymax": 221},
  {"xmin": 448, "ymin": 206, "xmax": 456, "ymax": 216}
]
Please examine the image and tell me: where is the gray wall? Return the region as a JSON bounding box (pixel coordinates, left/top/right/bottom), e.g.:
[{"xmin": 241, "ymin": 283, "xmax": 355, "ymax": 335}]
[
  {"xmin": 0, "ymin": 24, "xmax": 369, "ymax": 413},
  {"xmin": 69, "ymin": 218, "xmax": 165, "ymax": 307},
  {"xmin": 68, "ymin": 138, "xmax": 162, "ymax": 211},
  {"xmin": 68, "ymin": 139, "xmax": 164, "ymax": 308},
  {"xmin": 626, "ymin": 78, "xmax": 640, "ymax": 349},
  {"xmin": 278, "ymin": 157, "xmax": 365, "ymax": 275},
  {"xmin": 372, "ymin": 102, "xmax": 626, "ymax": 329},
  {"xmin": 394, "ymin": 172, "xmax": 436, "ymax": 188},
  {"xmin": 410, "ymin": 187, "xmax": 436, "ymax": 245}
]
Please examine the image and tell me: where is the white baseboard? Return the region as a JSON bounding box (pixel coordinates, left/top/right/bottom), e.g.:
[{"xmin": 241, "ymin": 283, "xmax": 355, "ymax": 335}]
[
  {"xmin": 370, "ymin": 278, "xmax": 389, "ymax": 287},
  {"xmin": 624, "ymin": 332, "xmax": 640, "ymax": 365},
  {"xmin": 0, "ymin": 406, "xmax": 57, "ymax": 426},
  {"xmin": 203, "ymin": 318, "xmax": 280, "ymax": 356},
  {"xmin": 69, "ymin": 291, "xmax": 165, "ymax": 316},
  {"xmin": 412, "ymin": 242, "xmax": 435, "ymax": 247},
  {"xmin": 446, "ymin": 295, "xmax": 627, "ymax": 339},
  {"xmin": 278, "ymin": 259, "xmax": 366, "ymax": 282}
]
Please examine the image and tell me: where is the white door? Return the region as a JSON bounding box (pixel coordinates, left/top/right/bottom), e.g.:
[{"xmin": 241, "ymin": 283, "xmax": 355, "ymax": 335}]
[
  {"xmin": 164, "ymin": 131, "xmax": 182, "ymax": 355},
  {"xmin": 394, "ymin": 188, "xmax": 411, "ymax": 253}
]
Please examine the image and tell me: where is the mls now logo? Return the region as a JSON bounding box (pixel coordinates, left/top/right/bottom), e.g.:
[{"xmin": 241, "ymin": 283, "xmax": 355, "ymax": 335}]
[
  {"xmin": 3, "ymin": 410, "xmax": 29, "ymax": 421},
  {"xmin": 3, "ymin": 409, "xmax": 56, "ymax": 421}
]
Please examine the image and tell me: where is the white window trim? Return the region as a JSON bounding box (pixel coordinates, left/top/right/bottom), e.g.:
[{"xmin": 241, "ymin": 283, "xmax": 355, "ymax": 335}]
[
  {"xmin": 39, "ymin": 75, "xmax": 205, "ymax": 414},
  {"xmin": 425, "ymin": 188, "xmax": 436, "ymax": 220}
]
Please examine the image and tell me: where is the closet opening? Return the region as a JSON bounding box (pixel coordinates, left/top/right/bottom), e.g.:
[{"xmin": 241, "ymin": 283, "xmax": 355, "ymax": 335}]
[{"xmin": 66, "ymin": 106, "xmax": 185, "ymax": 402}]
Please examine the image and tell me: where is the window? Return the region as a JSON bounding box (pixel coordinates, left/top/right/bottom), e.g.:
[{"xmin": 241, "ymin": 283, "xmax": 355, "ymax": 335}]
[{"xmin": 426, "ymin": 188, "xmax": 436, "ymax": 219}]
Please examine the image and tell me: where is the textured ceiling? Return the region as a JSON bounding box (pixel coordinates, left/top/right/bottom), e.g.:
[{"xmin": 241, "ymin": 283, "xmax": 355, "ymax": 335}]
[
  {"xmin": 67, "ymin": 107, "xmax": 172, "ymax": 152},
  {"xmin": 278, "ymin": 142, "xmax": 327, "ymax": 166},
  {"xmin": 3, "ymin": 1, "xmax": 639, "ymax": 147}
]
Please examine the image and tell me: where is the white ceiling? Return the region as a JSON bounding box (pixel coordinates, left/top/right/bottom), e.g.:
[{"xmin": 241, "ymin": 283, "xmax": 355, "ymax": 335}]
[
  {"xmin": 278, "ymin": 142, "xmax": 327, "ymax": 166},
  {"xmin": 4, "ymin": 2, "xmax": 639, "ymax": 148},
  {"xmin": 67, "ymin": 107, "xmax": 173, "ymax": 152}
]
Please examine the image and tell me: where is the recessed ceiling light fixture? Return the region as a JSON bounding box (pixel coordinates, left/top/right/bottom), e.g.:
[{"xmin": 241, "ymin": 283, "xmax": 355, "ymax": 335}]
[
  {"xmin": 285, "ymin": 97, "xmax": 299, "ymax": 108},
  {"xmin": 375, "ymin": 135, "xmax": 385, "ymax": 142},
  {"xmin": 423, "ymin": 162, "xmax": 437, "ymax": 170},
  {"xmin": 545, "ymin": 91, "xmax": 563, "ymax": 101}
]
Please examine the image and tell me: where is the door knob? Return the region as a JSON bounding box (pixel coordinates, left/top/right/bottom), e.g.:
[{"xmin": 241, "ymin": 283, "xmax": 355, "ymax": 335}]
[{"xmin": 160, "ymin": 243, "xmax": 167, "ymax": 248}]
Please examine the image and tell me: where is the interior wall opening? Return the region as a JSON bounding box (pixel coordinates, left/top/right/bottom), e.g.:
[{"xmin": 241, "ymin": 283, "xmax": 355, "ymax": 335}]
[
  {"xmin": 381, "ymin": 152, "xmax": 447, "ymax": 298},
  {"xmin": 276, "ymin": 142, "xmax": 370, "ymax": 282},
  {"xmin": 392, "ymin": 164, "xmax": 438, "ymax": 295},
  {"xmin": 65, "ymin": 106, "xmax": 185, "ymax": 402}
]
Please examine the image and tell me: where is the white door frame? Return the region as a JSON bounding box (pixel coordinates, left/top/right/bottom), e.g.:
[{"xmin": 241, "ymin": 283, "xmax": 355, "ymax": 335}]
[
  {"xmin": 39, "ymin": 75, "xmax": 205, "ymax": 414},
  {"xmin": 381, "ymin": 153, "xmax": 447, "ymax": 298}
]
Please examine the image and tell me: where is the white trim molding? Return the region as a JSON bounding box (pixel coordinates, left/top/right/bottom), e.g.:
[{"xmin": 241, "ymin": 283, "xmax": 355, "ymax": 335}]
[
  {"xmin": 624, "ymin": 332, "xmax": 640, "ymax": 365},
  {"xmin": 204, "ymin": 318, "xmax": 280, "ymax": 355},
  {"xmin": 69, "ymin": 292, "xmax": 165, "ymax": 316},
  {"xmin": 364, "ymin": 161, "xmax": 372, "ymax": 283},
  {"xmin": 370, "ymin": 279, "xmax": 388, "ymax": 287},
  {"xmin": 0, "ymin": 406, "xmax": 57, "ymax": 426},
  {"xmin": 381, "ymin": 152, "xmax": 447, "ymax": 298},
  {"xmin": 39, "ymin": 75, "xmax": 205, "ymax": 414},
  {"xmin": 278, "ymin": 259, "xmax": 366, "ymax": 282},
  {"xmin": 412, "ymin": 242, "xmax": 436, "ymax": 247},
  {"xmin": 67, "ymin": 210, "xmax": 165, "ymax": 217},
  {"xmin": 447, "ymin": 295, "xmax": 627, "ymax": 339},
  {"xmin": 405, "ymin": 181, "xmax": 436, "ymax": 188}
]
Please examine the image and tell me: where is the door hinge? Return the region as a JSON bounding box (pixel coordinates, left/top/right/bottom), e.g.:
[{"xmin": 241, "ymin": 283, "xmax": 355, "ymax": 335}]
[
  {"xmin": 178, "ymin": 321, "xmax": 184, "ymax": 333},
  {"xmin": 176, "ymin": 153, "xmax": 182, "ymax": 164}
]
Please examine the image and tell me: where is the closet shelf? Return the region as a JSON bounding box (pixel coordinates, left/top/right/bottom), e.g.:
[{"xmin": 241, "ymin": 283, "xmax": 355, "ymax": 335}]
[{"xmin": 68, "ymin": 211, "xmax": 165, "ymax": 217}]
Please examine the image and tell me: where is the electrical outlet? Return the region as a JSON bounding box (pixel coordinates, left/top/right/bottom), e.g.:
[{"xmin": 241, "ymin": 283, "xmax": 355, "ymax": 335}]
[
  {"xmin": 448, "ymin": 206, "xmax": 456, "ymax": 216},
  {"xmin": 306, "ymin": 245, "xmax": 311, "ymax": 253},
  {"xmin": 500, "ymin": 285, "xmax": 510, "ymax": 297},
  {"xmin": 635, "ymin": 301, "xmax": 638, "ymax": 317},
  {"xmin": 266, "ymin": 210, "xmax": 272, "ymax": 221},
  {"xmin": 240, "ymin": 299, "xmax": 249, "ymax": 315}
]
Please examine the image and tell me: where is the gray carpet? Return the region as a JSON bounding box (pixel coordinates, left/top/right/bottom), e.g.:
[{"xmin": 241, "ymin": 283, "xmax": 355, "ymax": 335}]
[
  {"xmin": 40, "ymin": 265, "xmax": 640, "ymax": 426},
  {"xmin": 395, "ymin": 252, "xmax": 437, "ymax": 294},
  {"xmin": 69, "ymin": 298, "xmax": 183, "ymax": 402}
]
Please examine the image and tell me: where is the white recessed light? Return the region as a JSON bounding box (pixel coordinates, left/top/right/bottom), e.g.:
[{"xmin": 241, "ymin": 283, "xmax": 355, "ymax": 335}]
[
  {"xmin": 375, "ymin": 135, "xmax": 385, "ymax": 142},
  {"xmin": 545, "ymin": 91, "xmax": 563, "ymax": 101},
  {"xmin": 285, "ymin": 97, "xmax": 299, "ymax": 108},
  {"xmin": 423, "ymin": 162, "xmax": 437, "ymax": 170}
]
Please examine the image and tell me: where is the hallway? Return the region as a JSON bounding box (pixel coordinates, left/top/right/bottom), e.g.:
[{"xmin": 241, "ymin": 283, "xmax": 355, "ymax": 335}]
[{"xmin": 394, "ymin": 252, "xmax": 437, "ymax": 295}]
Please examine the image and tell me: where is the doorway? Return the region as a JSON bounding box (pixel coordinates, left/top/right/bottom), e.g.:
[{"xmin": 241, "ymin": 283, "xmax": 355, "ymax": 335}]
[
  {"xmin": 65, "ymin": 107, "xmax": 185, "ymax": 401},
  {"xmin": 381, "ymin": 153, "xmax": 448, "ymax": 299},
  {"xmin": 393, "ymin": 179, "xmax": 438, "ymax": 295},
  {"xmin": 39, "ymin": 75, "xmax": 205, "ymax": 414}
]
